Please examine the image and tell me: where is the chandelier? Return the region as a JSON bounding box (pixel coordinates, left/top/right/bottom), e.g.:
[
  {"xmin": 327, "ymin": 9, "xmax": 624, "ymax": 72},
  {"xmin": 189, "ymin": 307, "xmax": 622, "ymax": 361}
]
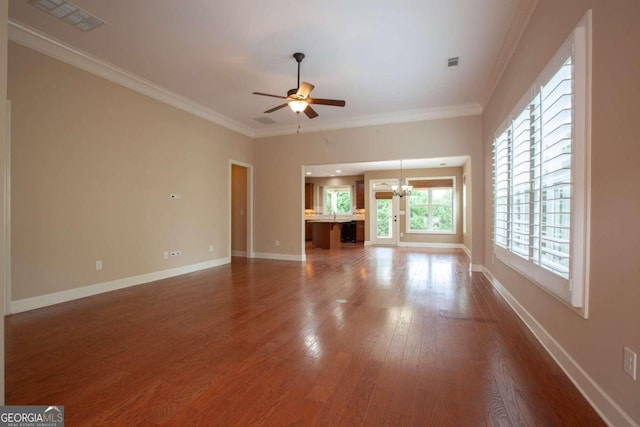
[{"xmin": 392, "ymin": 160, "xmax": 412, "ymax": 198}]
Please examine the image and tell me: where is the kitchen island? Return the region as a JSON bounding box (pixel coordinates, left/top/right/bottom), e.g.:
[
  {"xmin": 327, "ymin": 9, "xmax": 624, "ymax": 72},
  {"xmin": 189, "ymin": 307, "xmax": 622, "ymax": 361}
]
[{"xmin": 307, "ymin": 219, "xmax": 353, "ymax": 249}]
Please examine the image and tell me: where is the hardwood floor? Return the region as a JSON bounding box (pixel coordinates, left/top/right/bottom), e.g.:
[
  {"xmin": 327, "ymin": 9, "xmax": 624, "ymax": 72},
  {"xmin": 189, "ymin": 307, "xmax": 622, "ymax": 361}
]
[{"xmin": 6, "ymin": 247, "xmax": 604, "ymax": 426}]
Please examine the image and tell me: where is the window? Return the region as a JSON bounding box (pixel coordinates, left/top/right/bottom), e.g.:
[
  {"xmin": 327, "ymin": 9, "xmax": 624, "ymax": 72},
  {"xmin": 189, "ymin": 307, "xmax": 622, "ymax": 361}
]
[
  {"xmin": 407, "ymin": 178, "xmax": 455, "ymax": 234},
  {"xmin": 492, "ymin": 13, "xmax": 590, "ymax": 312},
  {"xmin": 324, "ymin": 186, "xmax": 352, "ymax": 214}
]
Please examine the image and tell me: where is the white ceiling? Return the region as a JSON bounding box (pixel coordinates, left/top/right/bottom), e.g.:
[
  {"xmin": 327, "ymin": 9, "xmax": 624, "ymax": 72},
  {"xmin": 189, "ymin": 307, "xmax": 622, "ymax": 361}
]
[{"xmin": 8, "ymin": 0, "xmax": 536, "ymax": 137}]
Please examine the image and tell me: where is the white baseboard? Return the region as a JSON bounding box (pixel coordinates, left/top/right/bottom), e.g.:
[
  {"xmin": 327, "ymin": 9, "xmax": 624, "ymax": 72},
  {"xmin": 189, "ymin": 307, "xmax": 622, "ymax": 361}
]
[
  {"xmin": 252, "ymin": 252, "xmax": 306, "ymax": 262},
  {"xmin": 461, "ymin": 246, "xmax": 482, "ymax": 272},
  {"xmin": 470, "ymin": 264, "xmax": 484, "ymax": 272},
  {"xmin": 463, "ymin": 245, "xmax": 471, "ymax": 258},
  {"xmin": 11, "ymin": 257, "xmax": 231, "ymax": 314},
  {"xmin": 231, "ymin": 250, "xmax": 247, "ymax": 257},
  {"xmin": 483, "ymin": 268, "xmax": 638, "ymax": 427}
]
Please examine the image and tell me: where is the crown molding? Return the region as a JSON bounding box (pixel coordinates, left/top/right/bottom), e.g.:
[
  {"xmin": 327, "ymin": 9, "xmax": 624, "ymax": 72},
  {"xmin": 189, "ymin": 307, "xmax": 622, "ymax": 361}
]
[
  {"xmin": 480, "ymin": 0, "xmax": 539, "ymax": 107},
  {"xmin": 8, "ymin": 19, "xmax": 483, "ymax": 140},
  {"xmin": 253, "ymin": 103, "xmax": 483, "ymax": 138},
  {"xmin": 8, "ymin": 19, "xmax": 255, "ymax": 138}
]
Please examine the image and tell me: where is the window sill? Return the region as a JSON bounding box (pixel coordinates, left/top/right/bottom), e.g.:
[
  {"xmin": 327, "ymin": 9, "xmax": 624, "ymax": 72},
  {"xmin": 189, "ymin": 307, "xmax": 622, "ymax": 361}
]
[
  {"xmin": 406, "ymin": 230, "xmax": 456, "ymax": 235},
  {"xmin": 493, "ymin": 245, "xmax": 586, "ymax": 318}
]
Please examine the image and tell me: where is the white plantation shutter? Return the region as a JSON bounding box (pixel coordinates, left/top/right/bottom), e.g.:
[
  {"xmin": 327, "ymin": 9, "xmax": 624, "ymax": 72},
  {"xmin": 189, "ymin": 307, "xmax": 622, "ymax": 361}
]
[
  {"xmin": 493, "ymin": 129, "xmax": 510, "ymax": 249},
  {"xmin": 533, "ymin": 57, "xmax": 573, "ymax": 279},
  {"xmin": 492, "ymin": 13, "xmax": 590, "ymax": 312},
  {"xmin": 510, "ymin": 106, "xmax": 533, "ymax": 260}
]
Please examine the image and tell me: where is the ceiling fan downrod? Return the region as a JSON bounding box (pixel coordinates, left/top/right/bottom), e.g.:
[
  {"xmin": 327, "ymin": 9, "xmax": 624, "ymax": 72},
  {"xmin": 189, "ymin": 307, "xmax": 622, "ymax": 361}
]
[{"xmin": 293, "ymin": 52, "xmax": 305, "ymax": 90}]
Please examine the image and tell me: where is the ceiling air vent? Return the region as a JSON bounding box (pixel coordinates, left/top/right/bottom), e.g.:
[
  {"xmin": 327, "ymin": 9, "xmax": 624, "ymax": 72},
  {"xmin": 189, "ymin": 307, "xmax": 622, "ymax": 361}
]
[
  {"xmin": 28, "ymin": 0, "xmax": 105, "ymax": 32},
  {"xmin": 447, "ymin": 57, "xmax": 460, "ymax": 69},
  {"xmin": 254, "ymin": 117, "xmax": 277, "ymax": 125}
]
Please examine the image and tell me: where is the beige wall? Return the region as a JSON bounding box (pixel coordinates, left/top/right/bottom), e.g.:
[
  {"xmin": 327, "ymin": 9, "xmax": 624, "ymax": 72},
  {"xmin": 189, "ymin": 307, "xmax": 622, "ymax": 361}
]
[
  {"xmin": 254, "ymin": 116, "xmax": 483, "ymax": 261},
  {"xmin": 483, "ymin": 0, "xmax": 640, "ymax": 423},
  {"xmin": 363, "ymin": 166, "xmax": 463, "ymax": 245},
  {"xmin": 8, "ymin": 42, "xmax": 253, "ymax": 300},
  {"xmin": 0, "ymin": 0, "xmax": 8, "ymax": 405},
  {"xmin": 231, "ymin": 164, "xmax": 248, "ymax": 253}
]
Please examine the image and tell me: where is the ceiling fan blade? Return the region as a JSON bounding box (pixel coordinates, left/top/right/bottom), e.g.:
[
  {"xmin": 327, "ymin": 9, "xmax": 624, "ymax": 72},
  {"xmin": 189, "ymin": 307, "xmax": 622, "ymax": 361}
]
[
  {"xmin": 308, "ymin": 98, "xmax": 346, "ymax": 107},
  {"xmin": 304, "ymin": 105, "xmax": 319, "ymax": 119},
  {"xmin": 253, "ymin": 92, "xmax": 286, "ymax": 99},
  {"xmin": 264, "ymin": 103, "xmax": 289, "ymax": 113},
  {"xmin": 296, "ymin": 81, "xmax": 315, "ymax": 98}
]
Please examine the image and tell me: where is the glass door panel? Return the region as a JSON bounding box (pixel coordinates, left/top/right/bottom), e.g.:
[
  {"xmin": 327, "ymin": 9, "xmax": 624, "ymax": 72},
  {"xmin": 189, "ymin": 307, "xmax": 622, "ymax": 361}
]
[
  {"xmin": 372, "ymin": 193, "xmax": 397, "ymax": 245},
  {"xmin": 376, "ymin": 199, "xmax": 392, "ymax": 238}
]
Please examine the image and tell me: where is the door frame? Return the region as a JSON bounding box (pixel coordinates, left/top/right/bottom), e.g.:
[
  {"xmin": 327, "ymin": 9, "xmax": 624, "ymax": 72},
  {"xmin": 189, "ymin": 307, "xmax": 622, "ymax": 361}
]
[
  {"xmin": 369, "ymin": 179, "xmax": 399, "ymax": 246},
  {"xmin": 229, "ymin": 160, "xmax": 254, "ymax": 258},
  {"xmin": 3, "ymin": 101, "xmax": 11, "ymax": 314}
]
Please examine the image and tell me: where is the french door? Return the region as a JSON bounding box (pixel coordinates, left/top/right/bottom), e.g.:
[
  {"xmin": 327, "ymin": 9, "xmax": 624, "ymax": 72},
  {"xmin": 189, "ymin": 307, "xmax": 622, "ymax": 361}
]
[{"xmin": 371, "ymin": 187, "xmax": 398, "ymax": 245}]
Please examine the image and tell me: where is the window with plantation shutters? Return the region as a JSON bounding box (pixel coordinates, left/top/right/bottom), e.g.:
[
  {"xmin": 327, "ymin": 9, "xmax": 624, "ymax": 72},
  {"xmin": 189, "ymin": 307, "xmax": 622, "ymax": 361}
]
[{"xmin": 492, "ymin": 13, "xmax": 590, "ymax": 314}]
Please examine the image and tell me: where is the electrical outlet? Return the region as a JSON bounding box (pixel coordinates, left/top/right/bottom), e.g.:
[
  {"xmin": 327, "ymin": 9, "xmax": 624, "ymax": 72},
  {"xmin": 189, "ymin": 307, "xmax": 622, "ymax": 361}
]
[
  {"xmin": 170, "ymin": 251, "xmax": 182, "ymax": 257},
  {"xmin": 275, "ymin": 240, "xmax": 280, "ymax": 247},
  {"xmin": 624, "ymin": 346, "xmax": 637, "ymax": 380},
  {"xmin": 95, "ymin": 260, "xmax": 102, "ymax": 270},
  {"xmin": 209, "ymin": 245, "xmax": 214, "ymax": 252},
  {"xmin": 163, "ymin": 251, "xmax": 169, "ymax": 259}
]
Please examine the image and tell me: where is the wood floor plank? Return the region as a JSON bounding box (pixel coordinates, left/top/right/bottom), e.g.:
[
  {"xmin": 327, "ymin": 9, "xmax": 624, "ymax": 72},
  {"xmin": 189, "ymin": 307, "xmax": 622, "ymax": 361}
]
[
  {"xmin": 5, "ymin": 247, "xmax": 605, "ymax": 426},
  {"xmin": 306, "ymin": 351, "xmax": 352, "ymax": 403}
]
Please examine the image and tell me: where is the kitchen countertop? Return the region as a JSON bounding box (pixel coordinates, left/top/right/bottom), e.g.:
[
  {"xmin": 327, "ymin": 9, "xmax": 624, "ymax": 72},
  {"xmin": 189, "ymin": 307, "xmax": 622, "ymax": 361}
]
[
  {"xmin": 307, "ymin": 218, "xmax": 354, "ymax": 223},
  {"xmin": 305, "ymin": 214, "xmax": 365, "ymax": 222}
]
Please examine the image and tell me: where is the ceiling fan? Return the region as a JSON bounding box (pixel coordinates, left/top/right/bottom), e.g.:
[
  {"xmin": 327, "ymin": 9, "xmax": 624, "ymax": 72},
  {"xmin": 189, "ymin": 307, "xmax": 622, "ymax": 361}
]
[{"xmin": 252, "ymin": 52, "xmax": 346, "ymax": 119}]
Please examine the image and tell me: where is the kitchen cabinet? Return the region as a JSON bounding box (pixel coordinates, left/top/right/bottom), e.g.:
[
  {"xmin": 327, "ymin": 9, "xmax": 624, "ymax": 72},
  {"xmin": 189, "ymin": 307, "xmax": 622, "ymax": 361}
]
[
  {"xmin": 356, "ymin": 180, "xmax": 364, "ymax": 209},
  {"xmin": 310, "ymin": 220, "xmax": 348, "ymax": 249},
  {"xmin": 305, "ymin": 221, "xmax": 313, "ymax": 241},
  {"xmin": 356, "ymin": 220, "xmax": 365, "ymax": 242},
  {"xmin": 305, "ymin": 183, "xmax": 314, "ymax": 210}
]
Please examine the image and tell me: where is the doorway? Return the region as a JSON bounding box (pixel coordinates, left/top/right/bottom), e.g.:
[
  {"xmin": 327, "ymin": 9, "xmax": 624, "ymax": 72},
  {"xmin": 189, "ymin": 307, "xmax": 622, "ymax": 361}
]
[
  {"xmin": 371, "ymin": 180, "xmax": 398, "ymax": 246},
  {"xmin": 230, "ymin": 161, "xmax": 253, "ymax": 258}
]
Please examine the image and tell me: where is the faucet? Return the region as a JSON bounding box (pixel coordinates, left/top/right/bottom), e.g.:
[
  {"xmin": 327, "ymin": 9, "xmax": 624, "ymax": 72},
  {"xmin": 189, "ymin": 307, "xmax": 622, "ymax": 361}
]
[{"xmin": 331, "ymin": 210, "xmax": 336, "ymax": 221}]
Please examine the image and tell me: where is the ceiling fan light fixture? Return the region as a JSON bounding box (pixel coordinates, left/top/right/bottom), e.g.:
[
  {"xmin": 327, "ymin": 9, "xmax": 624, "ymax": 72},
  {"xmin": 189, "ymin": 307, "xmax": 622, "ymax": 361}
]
[
  {"xmin": 253, "ymin": 52, "xmax": 345, "ymax": 121},
  {"xmin": 289, "ymin": 99, "xmax": 308, "ymax": 113}
]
